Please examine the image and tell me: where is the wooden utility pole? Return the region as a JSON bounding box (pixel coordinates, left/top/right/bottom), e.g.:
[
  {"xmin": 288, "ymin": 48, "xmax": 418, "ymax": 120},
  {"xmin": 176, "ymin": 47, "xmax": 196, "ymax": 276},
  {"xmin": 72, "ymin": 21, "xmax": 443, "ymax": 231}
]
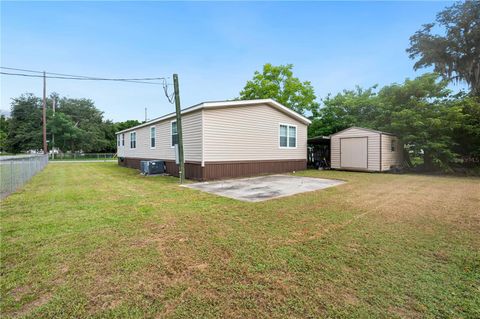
[
  {"xmin": 52, "ymin": 97, "xmax": 56, "ymax": 159},
  {"xmin": 173, "ymin": 74, "xmax": 185, "ymax": 183},
  {"xmin": 42, "ymin": 71, "xmax": 48, "ymax": 154}
]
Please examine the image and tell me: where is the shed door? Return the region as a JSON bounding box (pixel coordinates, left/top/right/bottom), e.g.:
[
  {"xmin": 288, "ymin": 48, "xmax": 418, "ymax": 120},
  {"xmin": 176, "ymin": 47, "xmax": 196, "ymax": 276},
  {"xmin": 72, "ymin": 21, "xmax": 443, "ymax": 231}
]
[{"xmin": 341, "ymin": 137, "xmax": 368, "ymax": 169}]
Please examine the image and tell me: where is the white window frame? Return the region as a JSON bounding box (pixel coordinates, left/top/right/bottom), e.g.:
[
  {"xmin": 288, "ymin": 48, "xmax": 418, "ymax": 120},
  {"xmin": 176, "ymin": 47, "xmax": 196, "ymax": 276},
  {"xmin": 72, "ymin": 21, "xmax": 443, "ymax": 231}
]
[
  {"xmin": 130, "ymin": 131, "xmax": 137, "ymax": 149},
  {"xmin": 391, "ymin": 139, "xmax": 396, "ymax": 152},
  {"xmin": 121, "ymin": 133, "xmax": 125, "ymax": 147},
  {"xmin": 170, "ymin": 120, "xmax": 178, "ymax": 148},
  {"xmin": 279, "ymin": 123, "xmax": 297, "ymax": 149},
  {"xmin": 117, "ymin": 135, "xmax": 120, "ymax": 147},
  {"xmin": 150, "ymin": 125, "xmax": 156, "ymax": 149}
]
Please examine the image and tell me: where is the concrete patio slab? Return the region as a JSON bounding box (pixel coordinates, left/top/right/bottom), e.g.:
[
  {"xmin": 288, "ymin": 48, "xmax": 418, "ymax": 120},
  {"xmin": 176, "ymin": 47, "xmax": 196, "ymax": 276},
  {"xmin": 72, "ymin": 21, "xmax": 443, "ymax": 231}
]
[{"xmin": 183, "ymin": 174, "xmax": 345, "ymax": 202}]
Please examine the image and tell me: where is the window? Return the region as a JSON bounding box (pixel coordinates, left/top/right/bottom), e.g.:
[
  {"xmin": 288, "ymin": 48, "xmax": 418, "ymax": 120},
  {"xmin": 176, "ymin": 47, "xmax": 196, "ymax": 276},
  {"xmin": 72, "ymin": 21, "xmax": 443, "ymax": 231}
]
[
  {"xmin": 171, "ymin": 121, "xmax": 178, "ymax": 147},
  {"xmin": 279, "ymin": 124, "xmax": 297, "ymax": 148},
  {"xmin": 280, "ymin": 125, "xmax": 288, "ymax": 147},
  {"xmin": 121, "ymin": 134, "xmax": 125, "ymax": 146},
  {"xmin": 117, "ymin": 135, "xmax": 120, "ymax": 147},
  {"xmin": 391, "ymin": 139, "xmax": 396, "ymax": 152},
  {"xmin": 289, "ymin": 126, "xmax": 297, "ymax": 147},
  {"xmin": 130, "ymin": 132, "xmax": 136, "ymax": 149},
  {"xmin": 150, "ymin": 126, "xmax": 156, "ymax": 148}
]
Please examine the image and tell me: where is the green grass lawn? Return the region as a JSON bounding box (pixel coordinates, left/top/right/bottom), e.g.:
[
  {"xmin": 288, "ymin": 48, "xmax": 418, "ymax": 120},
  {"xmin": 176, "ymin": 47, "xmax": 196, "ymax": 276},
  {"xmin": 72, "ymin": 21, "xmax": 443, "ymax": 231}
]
[{"xmin": 1, "ymin": 163, "xmax": 479, "ymax": 318}]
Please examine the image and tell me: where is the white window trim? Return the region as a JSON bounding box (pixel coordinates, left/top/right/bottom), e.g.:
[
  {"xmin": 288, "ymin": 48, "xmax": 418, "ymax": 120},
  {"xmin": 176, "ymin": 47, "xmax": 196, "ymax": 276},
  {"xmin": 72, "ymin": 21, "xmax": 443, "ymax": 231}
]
[
  {"xmin": 170, "ymin": 120, "xmax": 177, "ymax": 148},
  {"xmin": 279, "ymin": 123, "xmax": 297, "ymax": 149},
  {"xmin": 121, "ymin": 133, "xmax": 125, "ymax": 147},
  {"xmin": 130, "ymin": 131, "xmax": 137, "ymax": 149},
  {"xmin": 117, "ymin": 135, "xmax": 120, "ymax": 147},
  {"xmin": 150, "ymin": 125, "xmax": 156, "ymax": 149}
]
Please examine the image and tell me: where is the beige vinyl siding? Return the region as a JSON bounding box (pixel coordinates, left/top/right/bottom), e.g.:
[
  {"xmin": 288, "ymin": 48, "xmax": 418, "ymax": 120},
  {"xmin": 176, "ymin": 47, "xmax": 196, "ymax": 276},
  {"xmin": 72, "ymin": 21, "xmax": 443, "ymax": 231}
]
[
  {"xmin": 331, "ymin": 128, "xmax": 381, "ymax": 171},
  {"xmin": 203, "ymin": 104, "xmax": 307, "ymax": 162},
  {"xmin": 182, "ymin": 111, "xmax": 202, "ymax": 162},
  {"xmin": 381, "ymin": 134, "xmax": 403, "ymax": 170},
  {"xmin": 117, "ymin": 111, "xmax": 202, "ymax": 162}
]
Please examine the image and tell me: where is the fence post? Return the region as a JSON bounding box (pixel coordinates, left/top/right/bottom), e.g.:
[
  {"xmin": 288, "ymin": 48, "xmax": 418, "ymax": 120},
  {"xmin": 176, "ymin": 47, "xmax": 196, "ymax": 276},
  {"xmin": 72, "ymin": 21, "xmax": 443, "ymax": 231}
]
[{"xmin": 10, "ymin": 159, "xmax": 13, "ymax": 194}]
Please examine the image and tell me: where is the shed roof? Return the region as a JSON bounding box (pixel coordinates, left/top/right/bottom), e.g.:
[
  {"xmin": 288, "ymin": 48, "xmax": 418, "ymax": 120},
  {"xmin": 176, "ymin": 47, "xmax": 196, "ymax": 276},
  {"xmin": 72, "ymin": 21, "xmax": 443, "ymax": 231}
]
[
  {"xmin": 330, "ymin": 126, "xmax": 397, "ymax": 137},
  {"xmin": 116, "ymin": 99, "xmax": 311, "ymax": 134}
]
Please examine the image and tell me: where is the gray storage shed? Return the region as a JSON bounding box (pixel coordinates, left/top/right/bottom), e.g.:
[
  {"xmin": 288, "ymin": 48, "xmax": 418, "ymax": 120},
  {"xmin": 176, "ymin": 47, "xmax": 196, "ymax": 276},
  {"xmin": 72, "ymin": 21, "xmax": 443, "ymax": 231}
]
[{"xmin": 330, "ymin": 127, "xmax": 402, "ymax": 172}]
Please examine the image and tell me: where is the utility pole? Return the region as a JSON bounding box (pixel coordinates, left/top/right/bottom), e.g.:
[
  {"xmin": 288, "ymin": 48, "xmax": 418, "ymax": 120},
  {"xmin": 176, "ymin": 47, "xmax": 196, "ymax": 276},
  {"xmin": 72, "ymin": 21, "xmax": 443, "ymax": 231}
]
[
  {"xmin": 52, "ymin": 97, "xmax": 56, "ymax": 160},
  {"xmin": 42, "ymin": 71, "xmax": 48, "ymax": 154},
  {"xmin": 173, "ymin": 74, "xmax": 185, "ymax": 184}
]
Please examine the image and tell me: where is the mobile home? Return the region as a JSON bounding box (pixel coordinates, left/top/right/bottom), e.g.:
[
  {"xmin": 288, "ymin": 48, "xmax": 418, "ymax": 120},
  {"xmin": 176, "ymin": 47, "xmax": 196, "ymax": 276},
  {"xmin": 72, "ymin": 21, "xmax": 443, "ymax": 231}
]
[{"xmin": 116, "ymin": 99, "xmax": 311, "ymax": 180}]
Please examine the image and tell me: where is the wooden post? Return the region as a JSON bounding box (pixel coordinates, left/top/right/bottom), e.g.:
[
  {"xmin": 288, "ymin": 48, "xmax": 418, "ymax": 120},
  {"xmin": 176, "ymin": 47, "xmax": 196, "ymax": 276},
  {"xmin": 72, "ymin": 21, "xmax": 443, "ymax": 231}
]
[
  {"xmin": 52, "ymin": 97, "xmax": 56, "ymax": 160},
  {"xmin": 42, "ymin": 71, "xmax": 48, "ymax": 154},
  {"xmin": 173, "ymin": 74, "xmax": 185, "ymax": 183}
]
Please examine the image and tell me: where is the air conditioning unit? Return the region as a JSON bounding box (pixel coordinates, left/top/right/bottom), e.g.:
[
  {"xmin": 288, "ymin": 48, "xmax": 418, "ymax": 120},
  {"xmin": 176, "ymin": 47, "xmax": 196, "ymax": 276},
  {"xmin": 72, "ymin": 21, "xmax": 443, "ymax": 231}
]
[{"xmin": 140, "ymin": 160, "xmax": 166, "ymax": 175}]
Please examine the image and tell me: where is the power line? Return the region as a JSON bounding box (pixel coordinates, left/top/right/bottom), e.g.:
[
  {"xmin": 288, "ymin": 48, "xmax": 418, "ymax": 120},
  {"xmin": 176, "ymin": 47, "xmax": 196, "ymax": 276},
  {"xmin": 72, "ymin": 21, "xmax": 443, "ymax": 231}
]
[
  {"xmin": 1, "ymin": 66, "xmax": 177, "ymax": 104},
  {"xmin": 0, "ymin": 71, "xmax": 168, "ymax": 85},
  {"xmin": 1, "ymin": 66, "xmax": 168, "ymax": 80},
  {"xmin": 0, "ymin": 67, "xmax": 44, "ymax": 74},
  {"xmin": 0, "ymin": 67, "xmax": 169, "ymax": 85}
]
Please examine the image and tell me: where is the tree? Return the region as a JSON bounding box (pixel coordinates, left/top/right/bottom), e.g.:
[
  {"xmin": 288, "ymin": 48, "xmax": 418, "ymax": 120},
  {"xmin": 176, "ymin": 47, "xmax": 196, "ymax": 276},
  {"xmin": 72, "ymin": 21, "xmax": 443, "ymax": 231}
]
[
  {"xmin": 239, "ymin": 63, "xmax": 319, "ymax": 114},
  {"xmin": 6, "ymin": 94, "xmax": 43, "ymax": 153},
  {"xmin": 407, "ymin": 1, "xmax": 480, "ymax": 96},
  {"xmin": 100, "ymin": 120, "xmax": 118, "ymax": 153},
  {"xmin": 56, "ymin": 97, "xmax": 109, "ymax": 152},
  {"xmin": 451, "ymin": 95, "xmax": 480, "ymax": 162},
  {"xmin": 375, "ymin": 74, "xmax": 463, "ymax": 170},
  {"xmin": 0, "ymin": 115, "xmax": 9, "ymax": 152},
  {"xmin": 309, "ymin": 86, "xmax": 379, "ymax": 137},
  {"xmin": 47, "ymin": 111, "xmax": 86, "ymax": 152}
]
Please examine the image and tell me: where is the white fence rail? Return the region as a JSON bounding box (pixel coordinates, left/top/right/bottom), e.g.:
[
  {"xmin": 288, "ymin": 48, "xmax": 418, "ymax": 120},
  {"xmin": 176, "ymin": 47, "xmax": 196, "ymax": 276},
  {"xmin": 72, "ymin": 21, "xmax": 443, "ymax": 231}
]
[{"xmin": 0, "ymin": 155, "xmax": 49, "ymax": 199}]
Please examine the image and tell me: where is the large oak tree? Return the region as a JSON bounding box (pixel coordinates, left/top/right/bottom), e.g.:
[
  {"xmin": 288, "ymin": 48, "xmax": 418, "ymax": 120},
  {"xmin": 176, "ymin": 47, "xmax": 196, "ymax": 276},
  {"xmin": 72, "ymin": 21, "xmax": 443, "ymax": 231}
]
[{"xmin": 407, "ymin": 1, "xmax": 480, "ymax": 96}]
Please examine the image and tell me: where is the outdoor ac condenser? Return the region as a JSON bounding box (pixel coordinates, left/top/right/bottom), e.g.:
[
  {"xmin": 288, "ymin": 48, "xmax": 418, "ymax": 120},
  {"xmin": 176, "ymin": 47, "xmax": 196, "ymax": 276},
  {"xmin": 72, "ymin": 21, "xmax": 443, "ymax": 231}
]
[{"xmin": 140, "ymin": 160, "xmax": 165, "ymax": 175}]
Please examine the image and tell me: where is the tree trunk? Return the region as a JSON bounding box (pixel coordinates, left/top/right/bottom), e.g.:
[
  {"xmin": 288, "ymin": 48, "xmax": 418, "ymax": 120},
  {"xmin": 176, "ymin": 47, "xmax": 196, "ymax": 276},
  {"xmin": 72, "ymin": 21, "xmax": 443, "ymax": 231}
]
[
  {"xmin": 403, "ymin": 149, "xmax": 413, "ymax": 168},
  {"xmin": 423, "ymin": 150, "xmax": 435, "ymax": 171}
]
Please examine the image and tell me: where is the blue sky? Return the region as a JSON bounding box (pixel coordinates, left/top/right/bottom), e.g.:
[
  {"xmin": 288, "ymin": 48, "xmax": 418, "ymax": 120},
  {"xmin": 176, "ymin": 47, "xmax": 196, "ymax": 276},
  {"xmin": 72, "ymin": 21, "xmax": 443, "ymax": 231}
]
[{"xmin": 1, "ymin": 1, "xmax": 457, "ymax": 122}]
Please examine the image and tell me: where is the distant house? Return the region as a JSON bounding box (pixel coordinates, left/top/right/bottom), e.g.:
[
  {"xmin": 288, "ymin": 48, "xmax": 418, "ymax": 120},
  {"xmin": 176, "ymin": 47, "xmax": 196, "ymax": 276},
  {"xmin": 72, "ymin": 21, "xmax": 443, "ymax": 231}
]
[
  {"xmin": 330, "ymin": 127, "xmax": 403, "ymax": 172},
  {"xmin": 116, "ymin": 99, "xmax": 311, "ymax": 180}
]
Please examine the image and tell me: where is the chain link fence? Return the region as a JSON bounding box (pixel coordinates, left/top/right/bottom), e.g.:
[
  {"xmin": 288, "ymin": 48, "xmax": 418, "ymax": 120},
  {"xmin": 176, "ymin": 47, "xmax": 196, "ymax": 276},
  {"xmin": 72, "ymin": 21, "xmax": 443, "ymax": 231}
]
[{"xmin": 0, "ymin": 155, "xmax": 49, "ymax": 199}]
